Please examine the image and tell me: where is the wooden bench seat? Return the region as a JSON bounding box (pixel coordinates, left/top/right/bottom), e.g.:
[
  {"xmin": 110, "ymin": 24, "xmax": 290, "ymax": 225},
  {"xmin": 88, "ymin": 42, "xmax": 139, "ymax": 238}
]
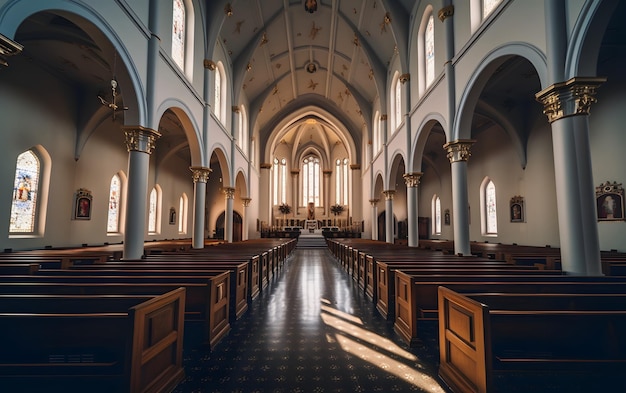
[
  {"xmin": 438, "ymin": 287, "xmax": 626, "ymax": 393},
  {"xmin": 393, "ymin": 272, "xmax": 626, "ymax": 346},
  {"xmin": 0, "ymin": 288, "xmax": 185, "ymax": 393},
  {"xmin": 71, "ymin": 256, "xmax": 251, "ymax": 322},
  {"xmin": 0, "ymin": 273, "xmax": 231, "ymax": 349}
]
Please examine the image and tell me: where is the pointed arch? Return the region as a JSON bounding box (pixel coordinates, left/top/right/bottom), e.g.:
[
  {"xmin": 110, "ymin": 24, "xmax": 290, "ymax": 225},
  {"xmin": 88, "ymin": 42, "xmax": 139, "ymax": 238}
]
[{"xmin": 480, "ymin": 177, "xmax": 498, "ymax": 236}]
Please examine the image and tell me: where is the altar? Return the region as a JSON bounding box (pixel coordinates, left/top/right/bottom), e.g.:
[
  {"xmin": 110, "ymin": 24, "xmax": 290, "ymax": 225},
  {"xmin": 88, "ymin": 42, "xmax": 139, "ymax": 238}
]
[{"xmin": 305, "ymin": 220, "xmax": 317, "ymax": 232}]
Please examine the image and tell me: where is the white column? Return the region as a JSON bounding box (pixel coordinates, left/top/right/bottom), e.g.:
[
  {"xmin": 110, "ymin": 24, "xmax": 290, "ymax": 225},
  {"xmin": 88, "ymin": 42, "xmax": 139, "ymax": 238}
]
[
  {"xmin": 444, "ymin": 140, "xmax": 474, "ymax": 256},
  {"xmin": 404, "ymin": 172, "xmax": 423, "ymax": 247},
  {"xmin": 383, "ymin": 190, "xmax": 396, "ymax": 244},
  {"xmin": 370, "ymin": 199, "xmax": 379, "ymax": 240},
  {"xmin": 224, "ymin": 187, "xmax": 235, "ymax": 243},
  {"xmin": 122, "ymin": 127, "xmax": 161, "ymax": 259},
  {"xmin": 536, "ymin": 77, "xmax": 605, "ymax": 275},
  {"xmin": 323, "ymin": 170, "xmax": 332, "ymax": 216},
  {"xmin": 241, "ymin": 197, "xmax": 252, "ymax": 241},
  {"xmin": 291, "ymin": 170, "xmax": 299, "ymax": 217},
  {"xmin": 190, "ymin": 166, "xmax": 211, "ymax": 249}
]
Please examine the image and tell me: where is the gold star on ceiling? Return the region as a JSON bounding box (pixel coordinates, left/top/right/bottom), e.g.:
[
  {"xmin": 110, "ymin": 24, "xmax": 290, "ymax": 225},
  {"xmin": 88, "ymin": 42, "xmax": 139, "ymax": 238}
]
[
  {"xmin": 308, "ymin": 79, "xmax": 319, "ymax": 90},
  {"xmin": 310, "ymin": 22, "xmax": 321, "ymax": 40}
]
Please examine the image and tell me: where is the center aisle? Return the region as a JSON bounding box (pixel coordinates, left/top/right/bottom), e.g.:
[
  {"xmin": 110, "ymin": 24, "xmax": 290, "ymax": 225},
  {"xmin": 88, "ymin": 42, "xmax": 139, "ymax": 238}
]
[{"xmin": 174, "ymin": 247, "xmax": 449, "ymax": 393}]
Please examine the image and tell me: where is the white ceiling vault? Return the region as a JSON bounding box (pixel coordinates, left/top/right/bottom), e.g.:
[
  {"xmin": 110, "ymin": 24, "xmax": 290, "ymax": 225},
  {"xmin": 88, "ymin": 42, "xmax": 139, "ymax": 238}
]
[{"xmin": 209, "ymin": 0, "xmax": 417, "ymax": 162}]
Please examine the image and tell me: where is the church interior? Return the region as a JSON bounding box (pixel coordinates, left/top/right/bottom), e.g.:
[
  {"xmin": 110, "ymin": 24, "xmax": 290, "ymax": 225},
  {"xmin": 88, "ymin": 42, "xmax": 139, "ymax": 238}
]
[{"xmin": 0, "ymin": 0, "xmax": 625, "ymax": 392}]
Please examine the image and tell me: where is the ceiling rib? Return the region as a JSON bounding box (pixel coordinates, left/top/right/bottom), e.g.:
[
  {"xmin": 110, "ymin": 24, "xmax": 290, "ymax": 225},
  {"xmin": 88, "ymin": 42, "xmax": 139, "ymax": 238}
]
[
  {"xmin": 283, "ymin": 0, "xmax": 298, "ymax": 99},
  {"xmin": 324, "ymin": 0, "xmax": 339, "ymax": 99}
]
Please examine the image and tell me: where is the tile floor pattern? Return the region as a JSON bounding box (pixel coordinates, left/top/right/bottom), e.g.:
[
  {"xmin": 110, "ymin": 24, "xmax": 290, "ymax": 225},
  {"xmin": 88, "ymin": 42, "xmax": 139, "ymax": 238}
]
[{"xmin": 173, "ymin": 248, "xmax": 448, "ymax": 393}]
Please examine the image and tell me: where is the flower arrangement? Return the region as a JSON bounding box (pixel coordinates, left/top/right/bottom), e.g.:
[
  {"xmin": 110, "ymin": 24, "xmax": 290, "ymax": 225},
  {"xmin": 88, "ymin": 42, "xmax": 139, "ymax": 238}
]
[
  {"xmin": 278, "ymin": 203, "xmax": 292, "ymax": 215},
  {"xmin": 330, "ymin": 204, "xmax": 345, "ymax": 216}
]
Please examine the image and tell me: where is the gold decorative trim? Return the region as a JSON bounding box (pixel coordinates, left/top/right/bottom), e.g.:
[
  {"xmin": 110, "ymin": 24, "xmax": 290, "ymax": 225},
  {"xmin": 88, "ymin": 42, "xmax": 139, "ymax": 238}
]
[
  {"xmin": 241, "ymin": 197, "xmax": 252, "ymax": 207},
  {"xmin": 380, "ymin": 114, "xmax": 388, "ymax": 121},
  {"xmin": 223, "ymin": 187, "xmax": 236, "ymax": 199},
  {"xmin": 123, "ymin": 126, "xmax": 161, "ymax": 154},
  {"xmin": 232, "ymin": 106, "xmax": 240, "ymax": 113},
  {"xmin": 403, "ymin": 172, "xmax": 423, "ymax": 188},
  {"xmin": 260, "ymin": 163, "xmax": 272, "ymax": 169},
  {"xmin": 323, "ymin": 170, "xmax": 333, "ymax": 176},
  {"xmin": 443, "ymin": 139, "xmax": 475, "ymax": 163},
  {"xmin": 204, "ymin": 59, "xmax": 216, "ymax": 70},
  {"xmin": 399, "ymin": 73, "xmax": 410, "ymax": 84},
  {"xmin": 190, "ymin": 166, "xmax": 212, "ymax": 183},
  {"xmin": 382, "ymin": 190, "xmax": 396, "ymax": 200},
  {"xmin": 438, "ymin": 5, "xmax": 454, "ymax": 22},
  {"xmin": 290, "ymin": 170, "xmax": 300, "ymax": 175},
  {"xmin": 369, "ymin": 199, "xmax": 380, "ymax": 206},
  {"xmin": 535, "ymin": 77, "xmax": 606, "ymax": 123},
  {"xmin": 350, "ymin": 164, "xmax": 361, "ymax": 170}
]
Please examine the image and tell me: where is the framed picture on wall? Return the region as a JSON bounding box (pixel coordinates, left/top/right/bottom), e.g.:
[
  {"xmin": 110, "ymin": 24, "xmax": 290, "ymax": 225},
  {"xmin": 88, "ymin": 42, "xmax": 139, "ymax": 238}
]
[
  {"xmin": 510, "ymin": 196, "xmax": 524, "ymax": 222},
  {"xmin": 444, "ymin": 209, "xmax": 450, "ymax": 225},
  {"xmin": 596, "ymin": 181, "xmax": 625, "ymax": 221},
  {"xmin": 169, "ymin": 208, "xmax": 176, "ymax": 225},
  {"xmin": 74, "ymin": 188, "xmax": 92, "ymax": 220}
]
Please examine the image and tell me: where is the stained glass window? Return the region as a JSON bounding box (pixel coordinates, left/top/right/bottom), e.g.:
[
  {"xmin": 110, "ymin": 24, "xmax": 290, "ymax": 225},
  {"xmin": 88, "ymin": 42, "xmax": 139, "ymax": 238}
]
[
  {"xmin": 280, "ymin": 158, "xmax": 287, "ymax": 204},
  {"xmin": 302, "ymin": 156, "xmax": 320, "ymax": 206},
  {"xmin": 214, "ymin": 64, "xmax": 222, "ymax": 122},
  {"xmin": 172, "ymin": 0, "xmax": 185, "ymax": 70},
  {"xmin": 9, "ymin": 150, "xmax": 39, "ymax": 233},
  {"xmin": 394, "ymin": 77, "xmax": 402, "ymax": 130},
  {"xmin": 107, "ymin": 174, "xmax": 121, "ymax": 233},
  {"xmin": 434, "ymin": 195, "xmax": 441, "ymax": 235},
  {"xmin": 425, "ymin": 14, "xmax": 435, "ymax": 86},
  {"xmin": 486, "ymin": 180, "xmax": 498, "ymax": 234},
  {"xmin": 149, "ymin": 187, "xmax": 157, "ymax": 234},
  {"xmin": 273, "ymin": 158, "xmax": 279, "ymax": 205},
  {"xmin": 178, "ymin": 194, "xmax": 187, "ymax": 234},
  {"xmin": 343, "ymin": 158, "xmax": 349, "ymax": 205},
  {"xmin": 482, "ymin": 0, "xmax": 501, "ymax": 19}
]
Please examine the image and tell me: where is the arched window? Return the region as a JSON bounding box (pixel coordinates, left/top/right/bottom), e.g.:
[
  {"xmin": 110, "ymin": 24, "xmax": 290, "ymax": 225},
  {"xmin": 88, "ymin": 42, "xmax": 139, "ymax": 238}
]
[
  {"xmin": 482, "ymin": 0, "xmax": 502, "ymax": 19},
  {"xmin": 425, "ymin": 14, "xmax": 435, "ymax": 87},
  {"xmin": 172, "ymin": 0, "xmax": 186, "ymax": 70},
  {"xmin": 148, "ymin": 186, "xmax": 161, "ymax": 234},
  {"xmin": 481, "ymin": 178, "xmax": 498, "ymax": 235},
  {"xmin": 302, "ymin": 156, "xmax": 320, "ymax": 206},
  {"xmin": 178, "ymin": 193, "xmax": 188, "ymax": 234},
  {"xmin": 273, "ymin": 158, "xmax": 287, "ymax": 205},
  {"xmin": 343, "ymin": 158, "xmax": 349, "ymax": 205},
  {"xmin": 238, "ymin": 105, "xmax": 248, "ymax": 155},
  {"xmin": 9, "ymin": 150, "xmax": 40, "ymax": 234},
  {"xmin": 335, "ymin": 159, "xmax": 341, "ymax": 204},
  {"xmin": 250, "ymin": 138, "xmax": 256, "ymax": 167},
  {"xmin": 391, "ymin": 73, "xmax": 402, "ymax": 132},
  {"xmin": 432, "ymin": 195, "xmax": 441, "ymax": 235},
  {"xmin": 214, "ymin": 62, "xmax": 227, "ymax": 124},
  {"xmin": 107, "ymin": 174, "xmax": 122, "ymax": 233}
]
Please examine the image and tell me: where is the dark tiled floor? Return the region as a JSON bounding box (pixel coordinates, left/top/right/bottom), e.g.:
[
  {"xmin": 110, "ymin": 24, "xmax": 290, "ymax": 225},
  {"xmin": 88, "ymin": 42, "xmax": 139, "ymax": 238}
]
[{"xmin": 173, "ymin": 248, "xmax": 450, "ymax": 393}]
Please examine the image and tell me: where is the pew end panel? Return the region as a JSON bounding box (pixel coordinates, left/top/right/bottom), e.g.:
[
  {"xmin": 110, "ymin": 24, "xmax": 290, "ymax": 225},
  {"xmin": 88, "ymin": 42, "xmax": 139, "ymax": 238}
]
[{"xmin": 438, "ymin": 286, "xmax": 491, "ymax": 393}]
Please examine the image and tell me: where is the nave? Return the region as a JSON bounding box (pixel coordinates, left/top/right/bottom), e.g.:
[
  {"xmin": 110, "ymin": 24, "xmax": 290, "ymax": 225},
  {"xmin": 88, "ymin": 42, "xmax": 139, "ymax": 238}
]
[{"xmin": 173, "ymin": 247, "xmax": 448, "ymax": 393}]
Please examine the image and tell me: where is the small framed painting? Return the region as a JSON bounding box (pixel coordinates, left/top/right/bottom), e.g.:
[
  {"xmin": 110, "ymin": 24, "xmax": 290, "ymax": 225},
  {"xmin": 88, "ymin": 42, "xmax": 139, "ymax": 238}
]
[
  {"xmin": 74, "ymin": 188, "xmax": 93, "ymax": 220},
  {"xmin": 596, "ymin": 181, "xmax": 624, "ymax": 221},
  {"xmin": 510, "ymin": 196, "xmax": 524, "ymax": 223}
]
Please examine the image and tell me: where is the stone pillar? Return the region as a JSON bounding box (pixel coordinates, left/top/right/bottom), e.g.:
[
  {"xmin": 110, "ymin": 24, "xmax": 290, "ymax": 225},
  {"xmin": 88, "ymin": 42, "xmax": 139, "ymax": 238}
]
[
  {"xmin": 241, "ymin": 197, "xmax": 252, "ymax": 241},
  {"xmin": 190, "ymin": 166, "xmax": 211, "ymax": 249},
  {"xmin": 370, "ymin": 199, "xmax": 379, "ymax": 241},
  {"xmin": 223, "ymin": 187, "xmax": 235, "ymax": 243},
  {"xmin": 323, "ymin": 170, "xmax": 332, "ymax": 216},
  {"xmin": 122, "ymin": 126, "xmax": 161, "ymax": 259},
  {"xmin": 536, "ymin": 77, "xmax": 605, "ymax": 275},
  {"xmin": 403, "ymin": 172, "xmax": 423, "ymax": 247},
  {"xmin": 382, "ymin": 190, "xmax": 396, "ymax": 244},
  {"xmin": 260, "ymin": 163, "xmax": 272, "ymax": 230},
  {"xmin": 443, "ymin": 140, "xmax": 475, "ymax": 256},
  {"xmin": 291, "ymin": 170, "xmax": 299, "ymax": 216}
]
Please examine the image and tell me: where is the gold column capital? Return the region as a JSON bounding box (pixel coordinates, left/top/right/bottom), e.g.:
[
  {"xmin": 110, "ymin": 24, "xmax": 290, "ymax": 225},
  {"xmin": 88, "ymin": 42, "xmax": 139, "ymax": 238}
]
[
  {"xmin": 290, "ymin": 170, "xmax": 300, "ymax": 175},
  {"xmin": 438, "ymin": 5, "xmax": 454, "ymax": 22},
  {"xmin": 190, "ymin": 166, "xmax": 212, "ymax": 183},
  {"xmin": 223, "ymin": 187, "xmax": 236, "ymax": 199},
  {"xmin": 232, "ymin": 105, "xmax": 240, "ymax": 113},
  {"xmin": 443, "ymin": 139, "xmax": 476, "ymax": 163},
  {"xmin": 382, "ymin": 190, "xmax": 396, "ymax": 200},
  {"xmin": 204, "ymin": 59, "xmax": 216, "ymax": 70},
  {"xmin": 241, "ymin": 197, "xmax": 252, "ymax": 207},
  {"xmin": 350, "ymin": 164, "xmax": 361, "ymax": 170},
  {"xmin": 380, "ymin": 114, "xmax": 388, "ymax": 121},
  {"xmin": 260, "ymin": 163, "xmax": 272, "ymax": 169},
  {"xmin": 369, "ymin": 198, "xmax": 380, "ymax": 206},
  {"xmin": 399, "ymin": 73, "xmax": 410, "ymax": 84},
  {"xmin": 323, "ymin": 170, "xmax": 333, "ymax": 176},
  {"xmin": 403, "ymin": 172, "xmax": 423, "ymax": 188},
  {"xmin": 535, "ymin": 77, "xmax": 606, "ymax": 123},
  {"xmin": 123, "ymin": 126, "xmax": 161, "ymax": 154}
]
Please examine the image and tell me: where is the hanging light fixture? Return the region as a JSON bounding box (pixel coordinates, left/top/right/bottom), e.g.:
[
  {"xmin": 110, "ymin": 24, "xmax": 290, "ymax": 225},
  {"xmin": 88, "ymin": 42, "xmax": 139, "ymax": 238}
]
[
  {"xmin": 304, "ymin": 0, "xmax": 318, "ymax": 14},
  {"xmin": 97, "ymin": 52, "xmax": 128, "ymax": 121}
]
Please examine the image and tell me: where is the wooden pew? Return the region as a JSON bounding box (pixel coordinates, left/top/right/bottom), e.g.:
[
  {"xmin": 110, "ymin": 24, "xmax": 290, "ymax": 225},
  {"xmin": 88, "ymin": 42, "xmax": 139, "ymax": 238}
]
[
  {"xmin": 394, "ymin": 272, "xmax": 626, "ymax": 346},
  {"xmin": 438, "ymin": 287, "xmax": 626, "ymax": 393},
  {"xmin": 0, "ymin": 288, "xmax": 185, "ymax": 393},
  {"xmin": 71, "ymin": 260, "xmax": 250, "ymax": 321},
  {"xmin": 0, "ymin": 273, "xmax": 231, "ymax": 349}
]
